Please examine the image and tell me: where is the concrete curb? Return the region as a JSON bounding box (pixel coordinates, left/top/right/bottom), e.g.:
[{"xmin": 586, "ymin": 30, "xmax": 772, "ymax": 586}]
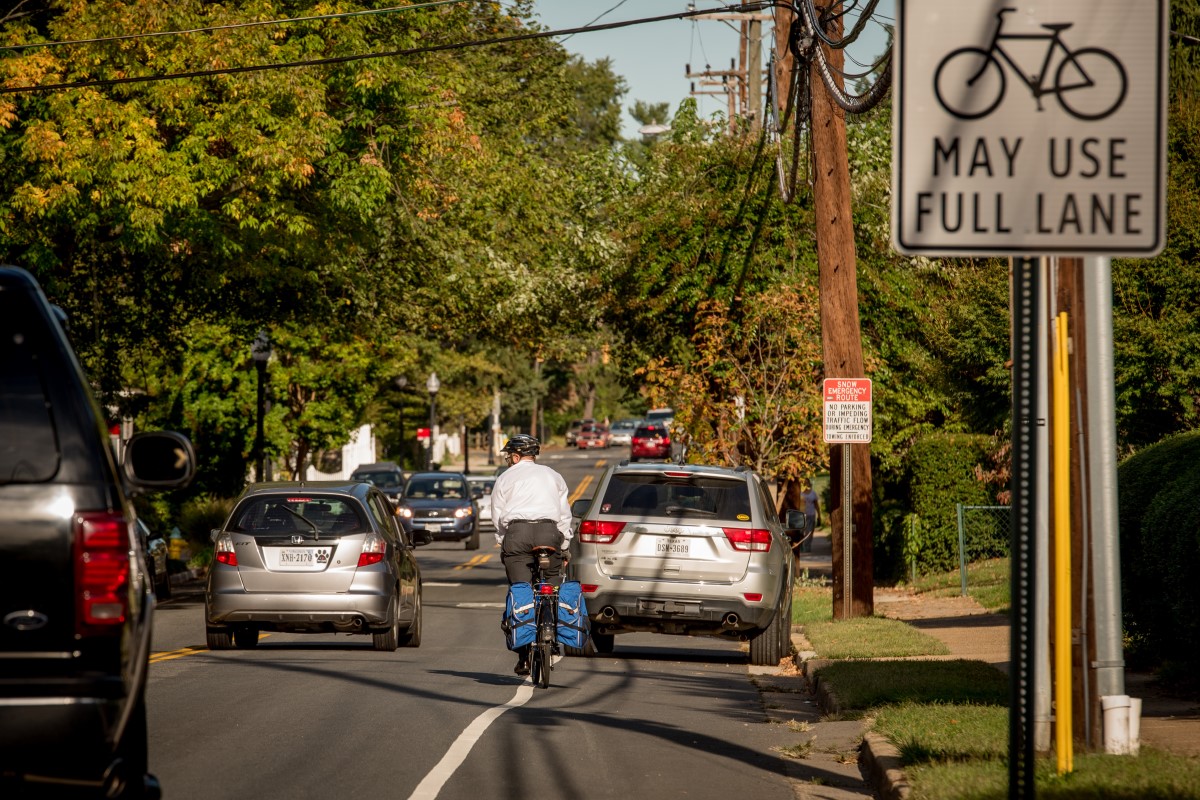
[{"xmin": 794, "ymin": 648, "xmax": 912, "ymax": 800}]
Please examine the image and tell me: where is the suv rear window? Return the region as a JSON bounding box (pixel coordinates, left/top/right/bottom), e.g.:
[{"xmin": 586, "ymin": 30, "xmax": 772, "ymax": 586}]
[
  {"xmin": 598, "ymin": 474, "xmax": 751, "ymax": 520},
  {"xmin": 404, "ymin": 476, "xmax": 466, "ymax": 499},
  {"xmin": 0, "ymin": 291, "xmax": 60, "ymax": 483},
  {"xmin": 633, "ymin": 424, "xmax": 668, "ymax": 438},
  {"xmin": 232, "ymin": 495, "xmax": 367, "ymax": 534}
]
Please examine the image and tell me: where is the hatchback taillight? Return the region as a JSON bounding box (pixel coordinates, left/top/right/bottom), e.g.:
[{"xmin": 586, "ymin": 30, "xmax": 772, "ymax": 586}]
[
  {"xmin": 578, "ymin": 519, "xmax": 626, "ymax": 544},
  {"xmin": 213, "ymin": 532, "xmax": 238, "ymax": 567},
  {"xmin": 722, "ymin": 527, "xmax": 772, "ymax": 552},
  {"xmin": 358, "ymin": 532, "xmax": 386, "ymax": 567},
  {"xmin": 74, "ymin": 512, "xmax": 131, "ymax": 634}
]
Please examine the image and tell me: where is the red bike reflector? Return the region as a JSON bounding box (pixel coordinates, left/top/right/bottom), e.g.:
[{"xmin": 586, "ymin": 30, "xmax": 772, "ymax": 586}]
[
  {"xmin": 581, "ymin": 584, "xmax": 599, "ymax": 593},
  {"xmin": 539, "ymin": 584, "xmax": 555, "ymax": 595},
  {"xmin": 74, "ymin": 512, "xmax": 131, "ymax": 633},
  {"xmin": 743, "ymin": 592, "xmax": 764, "ymax": 602},
  {"xmin": 722, "ymin": 527, "xmax": 771, "ymax": 552},
  {"xmin": 215, "ymin": 550, "xmax": 238, "ymax": 567},
  {"xmin": 578, "ymin": 519, "xmax": 625, "ymax": 544}
]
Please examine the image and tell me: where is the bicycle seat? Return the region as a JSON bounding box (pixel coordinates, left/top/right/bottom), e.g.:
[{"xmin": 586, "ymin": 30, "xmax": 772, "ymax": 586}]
[
  {"xmin": 1041, "ymin": 22, "xmax": 1072, "ymax": 32},
  {"xmin": 531, "ymin": 545, "xmax": 559, "ymax": 555}
]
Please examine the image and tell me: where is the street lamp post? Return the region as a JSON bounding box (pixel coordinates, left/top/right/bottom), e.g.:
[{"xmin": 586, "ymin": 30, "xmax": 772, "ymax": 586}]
[
  {"xmin": 251, "ymin": 331, "xmax": 272, "ymax": 482},
  {"xmin": 426, "ymin": 372, "xmax": 440, "ymax": 470}
]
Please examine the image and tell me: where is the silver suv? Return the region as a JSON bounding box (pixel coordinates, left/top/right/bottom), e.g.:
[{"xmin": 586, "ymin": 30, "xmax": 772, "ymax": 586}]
[{"xmin": 568, "ymin": 461, "xmax": 797, "ymax": 665}]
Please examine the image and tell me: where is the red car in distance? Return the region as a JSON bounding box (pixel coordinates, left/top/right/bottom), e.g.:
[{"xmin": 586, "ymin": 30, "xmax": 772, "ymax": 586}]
[
  {"xmin": 576, "ymin": 423, "xmax": 611, "ymax": 449},
  {"xmin": 629, "ymin": 422, "xmax": 671, "ymax": 461}
]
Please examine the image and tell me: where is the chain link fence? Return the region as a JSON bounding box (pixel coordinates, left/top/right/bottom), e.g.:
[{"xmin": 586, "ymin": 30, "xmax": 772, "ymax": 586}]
[{"xmin": 956, "ymin": 504, "xmax": 1011, "ymax": 595}]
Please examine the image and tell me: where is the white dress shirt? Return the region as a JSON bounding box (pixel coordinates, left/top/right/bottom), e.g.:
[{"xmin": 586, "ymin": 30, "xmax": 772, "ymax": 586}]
[{"xmin": 489, "ymin": 459, "xmax": 573, "ymax": 546}]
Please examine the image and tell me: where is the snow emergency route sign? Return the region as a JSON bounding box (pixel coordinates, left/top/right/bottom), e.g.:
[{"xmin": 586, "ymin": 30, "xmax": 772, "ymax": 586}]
[{"xmin": 824, "ymin": 379, "xmax": 873, "ymax": 444}]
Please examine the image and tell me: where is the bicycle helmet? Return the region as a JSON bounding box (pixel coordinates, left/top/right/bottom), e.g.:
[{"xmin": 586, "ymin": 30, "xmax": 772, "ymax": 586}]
[{"xmin": 500, "ymin": 434, "xmax": 540, "ymax": 458}]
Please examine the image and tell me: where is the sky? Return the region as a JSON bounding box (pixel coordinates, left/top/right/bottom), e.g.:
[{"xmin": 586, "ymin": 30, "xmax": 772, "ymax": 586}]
[{"xmin": 527, "ymin": 1, "xmax": 895, "ymax": 139}]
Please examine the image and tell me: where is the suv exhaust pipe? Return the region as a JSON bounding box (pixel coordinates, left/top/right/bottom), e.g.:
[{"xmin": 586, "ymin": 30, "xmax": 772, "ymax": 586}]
[
  {"xmin": 722, "ymin": 613, "xmax": 740, "ymax": 628},
  {"xmin": 600, "ymin": 606, "xmax": 618, "ymax": 621}
]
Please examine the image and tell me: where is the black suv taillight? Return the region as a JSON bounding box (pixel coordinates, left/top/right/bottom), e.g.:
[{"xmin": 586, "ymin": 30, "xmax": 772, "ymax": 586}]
[{"xmin": 74, "ymin": 512, "xmax": 132, "ymax": 635}]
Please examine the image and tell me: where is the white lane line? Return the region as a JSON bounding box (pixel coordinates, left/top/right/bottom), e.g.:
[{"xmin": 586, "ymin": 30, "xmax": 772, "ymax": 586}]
[
  {"xmin": 407, "ymin": 682, "xmax": 535, "ymax": 800},
  {"xmin": 456, "ymin": 602, "xmax": 505, "ymax": 609},
  {"xmin": 422, "ymin": 582, "xmax": 462, "ymax": 587}
]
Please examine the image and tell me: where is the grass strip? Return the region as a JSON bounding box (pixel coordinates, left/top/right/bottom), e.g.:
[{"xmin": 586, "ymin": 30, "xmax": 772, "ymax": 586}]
[
  {"xmin": 901, "ymin": 749, "xmax": 1200, "ymax": 799},
  {"xmin": 905, "ymin": 558, "xmax": 1011, "ymax": 614},
  {"xmin": 804, "ymin": 616, "xmax": 950, "ymax": 660},
  {"xmin": 816, "ymin": 660, "xmax": 1008, "ymax": 710}
]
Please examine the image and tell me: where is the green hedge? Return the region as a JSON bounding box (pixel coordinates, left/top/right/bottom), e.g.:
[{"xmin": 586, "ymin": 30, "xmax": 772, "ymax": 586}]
[
  {"xmin": 1117, "ymin": 432, "xmax": 1200, "ymax": 672},
  {"xmin": 906, "ymin": 432, "xmax": 996, "ymax": 574}
]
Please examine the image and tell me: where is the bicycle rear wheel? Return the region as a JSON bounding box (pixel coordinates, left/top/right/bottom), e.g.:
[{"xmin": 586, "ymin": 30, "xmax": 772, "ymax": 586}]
[{"xmin": 537, "ymin": 639, "xmax": 552, "ymax": 689}]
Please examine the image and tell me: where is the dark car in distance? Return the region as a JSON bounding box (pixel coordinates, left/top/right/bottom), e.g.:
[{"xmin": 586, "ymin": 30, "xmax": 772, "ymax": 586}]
[
  {"xmin": 0, "ymin": 266, "xmax": 196, "ymax": 798},
  {"xmin": 396, "ymin": 471, "xmax": 481, "ymax": 550},
  {"xmin": 350, "ymin": 461, "xmax": 407, "ymax": 505},
  {"xmin": 630, "ymin": 422, "xmax": 672, "ymax": 462}
]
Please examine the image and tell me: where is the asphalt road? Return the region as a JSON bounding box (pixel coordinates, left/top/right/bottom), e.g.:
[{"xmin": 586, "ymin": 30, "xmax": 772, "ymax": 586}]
[{"xmin": 145, "ymin": 449, "xmax": 803, "ymax": 800}]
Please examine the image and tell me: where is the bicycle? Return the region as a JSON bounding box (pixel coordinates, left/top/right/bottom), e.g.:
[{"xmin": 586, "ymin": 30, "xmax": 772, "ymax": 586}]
[
  {"xmin": 934, "ymin": 7, "xmax": 1127, "ymax": 122},
  {"xmin": 527, "ymin": 545, "xmax": 561, "ymax": 689}
]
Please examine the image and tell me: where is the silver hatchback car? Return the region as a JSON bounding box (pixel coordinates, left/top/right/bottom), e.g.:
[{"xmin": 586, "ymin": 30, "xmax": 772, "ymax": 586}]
[
  {"xmin": 206, "ymin": 481, "xmax": 426, "ymax": 652},
  {"xmin": 569, "ymin": 462, "xmax": 798, "ymax": 665}
]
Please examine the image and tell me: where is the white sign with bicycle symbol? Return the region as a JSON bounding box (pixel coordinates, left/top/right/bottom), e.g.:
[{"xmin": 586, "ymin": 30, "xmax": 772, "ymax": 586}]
[{"xmin": 892, "ymin": 1, "xmax": 1167, "ymax": 257}]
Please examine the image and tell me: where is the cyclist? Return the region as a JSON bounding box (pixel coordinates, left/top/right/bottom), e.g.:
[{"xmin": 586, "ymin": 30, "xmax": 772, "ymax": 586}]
[{"xmin": 490, "ymin": 433, "xmax": 572, "ymax": 675}]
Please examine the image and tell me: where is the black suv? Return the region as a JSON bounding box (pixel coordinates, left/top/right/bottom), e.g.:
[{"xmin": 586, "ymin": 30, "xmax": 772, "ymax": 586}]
[{"xmin": 0, "ymin": 267, "xmax": 195, "ymax": 797}]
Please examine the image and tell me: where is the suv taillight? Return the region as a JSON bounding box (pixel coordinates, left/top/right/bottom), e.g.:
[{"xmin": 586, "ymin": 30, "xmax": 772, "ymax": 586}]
[
  {"xmin": 358, "ymin": 531, "xmax": 387, "ymax": 567},
  {"xmin": 578, "ymin": 520, "xmax": 626, "ymax": 544},
  {"xmin": 722, "ymin": 527, "xmax": 772, "ymax": 552},
  {"xmin": 74, "ymin": 512, "xmax": 131, "ymax": 634},
  {"xmin": 214, "ymin": 532, "xmax": 238, "ymax": 567}
]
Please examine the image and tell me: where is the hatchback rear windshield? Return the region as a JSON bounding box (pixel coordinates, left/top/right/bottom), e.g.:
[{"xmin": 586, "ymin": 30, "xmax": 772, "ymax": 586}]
[
  {"xmin": 0, "ymin": 288, "xmax": 60, "ymax": 484},
  {"xmin": 598, "ymin": 474, "xmax": 751, "ymax": 520},
  {"xmin": 231, "ymin": 495, "xmax": 367, "ymax": 534}
]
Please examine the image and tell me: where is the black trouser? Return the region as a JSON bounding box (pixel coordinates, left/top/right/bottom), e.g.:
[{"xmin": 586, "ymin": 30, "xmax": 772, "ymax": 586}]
[{"xmin": 501, "ymin": 520, "xmax": 564, "ymax": 586}]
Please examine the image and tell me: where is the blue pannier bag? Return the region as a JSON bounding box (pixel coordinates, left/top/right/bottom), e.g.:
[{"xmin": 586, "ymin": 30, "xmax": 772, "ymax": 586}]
[
  {"xmin": 501, "ymin": 582, "xmax": 536, "ymax": 651},
  {"xmin": 556, "ymin": 580, "xmax": 589, "ymax": 649}
]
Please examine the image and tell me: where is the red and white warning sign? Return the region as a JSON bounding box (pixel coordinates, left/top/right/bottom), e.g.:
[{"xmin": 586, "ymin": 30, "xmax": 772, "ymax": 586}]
[{"xmin": 823, "ymin": 379, "xmax": 873, "ymax": 444}]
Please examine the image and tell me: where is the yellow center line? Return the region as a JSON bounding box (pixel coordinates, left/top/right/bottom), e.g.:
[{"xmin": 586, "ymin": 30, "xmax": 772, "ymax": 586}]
[
  {"xmin": 452, "ymin": 553, "xmax": 493, "ymax": 570},
  {"xmin": 569, "ymin": 474, "xmax": 594, "ymax": 505},
  {"xmin": 593, "ymin": 458, "xmax": 607, "ymax": 469},
  {"xmin": 149, "ymin": 634, "xmax": 273, "ymax": 663}
]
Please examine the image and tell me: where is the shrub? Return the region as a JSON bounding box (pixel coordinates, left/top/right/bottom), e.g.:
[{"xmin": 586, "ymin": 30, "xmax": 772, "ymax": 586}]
[
  {"xmin": 1118, "ymin": 432, "xmax": 1200, "ymax": 671},
  {"xmin": 178, "ymin": 495, "xmax": 236, "ymax": 547},
  {"xmin": 905, "ymin": 432, "xmax": 995, "ymax": 574}
]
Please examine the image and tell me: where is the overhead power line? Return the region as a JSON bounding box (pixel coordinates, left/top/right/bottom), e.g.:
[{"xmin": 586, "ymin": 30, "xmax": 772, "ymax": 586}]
[{"xmin": 0, "ymin": 1, "xmax": 775, "ymax": 95}]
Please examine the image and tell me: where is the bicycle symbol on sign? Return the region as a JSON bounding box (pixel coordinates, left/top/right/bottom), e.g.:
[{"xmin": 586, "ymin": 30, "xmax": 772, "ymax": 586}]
[{"xmin": 934, "ymin": 7, "xmax": 1127, "ymax": 121}]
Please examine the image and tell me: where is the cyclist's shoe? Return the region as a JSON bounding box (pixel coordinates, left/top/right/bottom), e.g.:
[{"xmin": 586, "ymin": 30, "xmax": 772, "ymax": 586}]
[{"xmin": 514, "ymin": 656, "xmax": 530, "ymax": 676}]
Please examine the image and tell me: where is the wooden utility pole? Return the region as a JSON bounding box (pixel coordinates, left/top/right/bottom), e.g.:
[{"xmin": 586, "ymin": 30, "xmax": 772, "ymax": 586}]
[{"xmin": 807, "ymin": 4, "xmax": 874, "ymax": 617}]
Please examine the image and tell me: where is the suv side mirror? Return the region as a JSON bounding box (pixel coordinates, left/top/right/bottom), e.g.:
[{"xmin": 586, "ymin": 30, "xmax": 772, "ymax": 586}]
[
  {"xmin": 123, "ymin": 431, "xmax": 196, "ymax": 490},
  {"xmin": 570, "ymin": 498, "xmax": 591, "ymax": 518},
  {"xmin": 784, "ymin": 509, "xmax": 805, "ymax": 531}
]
